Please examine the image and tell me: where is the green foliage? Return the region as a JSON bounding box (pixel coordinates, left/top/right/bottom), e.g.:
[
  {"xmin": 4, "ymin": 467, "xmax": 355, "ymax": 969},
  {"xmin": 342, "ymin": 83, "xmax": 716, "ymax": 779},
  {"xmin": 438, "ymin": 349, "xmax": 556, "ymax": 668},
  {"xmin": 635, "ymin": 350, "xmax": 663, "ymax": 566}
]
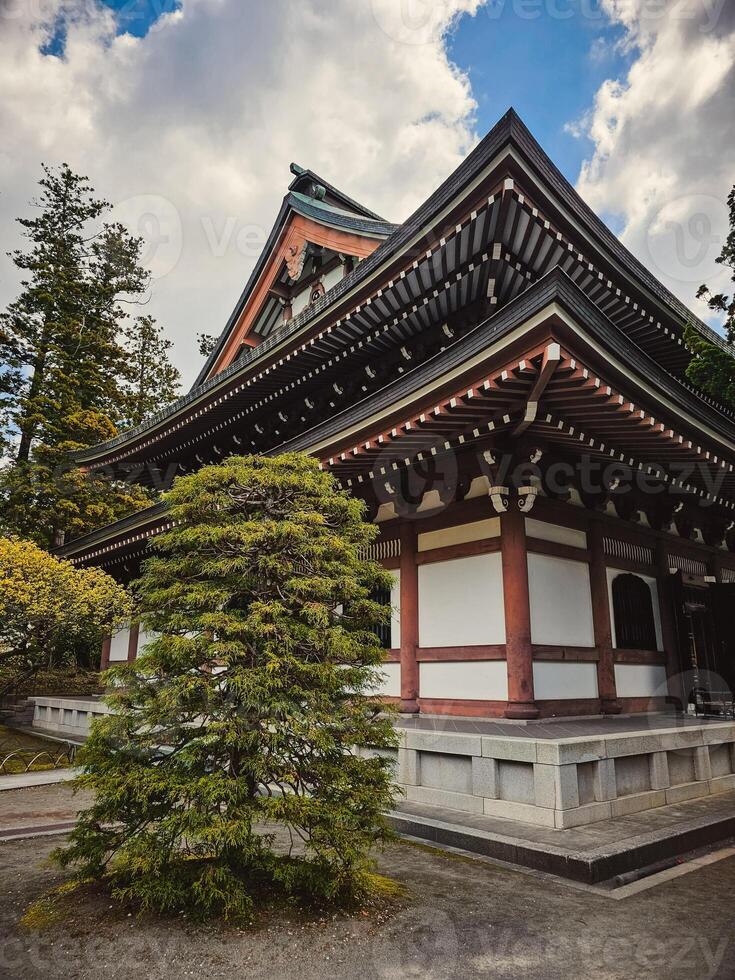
[
  {"xmin": 684, "ymin": 324, "xmax": 735, "ymax": 409},
  {"xmin": 197, "ymin": 332, "xmax": 218, "ymax": 359},
  {"xmin": 0, "ymin": 449, "xmax": 152, "ymax": 550},
  {"xmin": 57, "ymin": 454, "xmax": 399, "ymax": 921},
  {"xmin": 0, "ymin": 163, "xmax": 177, "ymax": 547},
  {"xmin": 686, "ymin": 185, "xmax": 735, "ymax": 408},
  {"xmin": 0, "ymin": 535, "xmax": 131, "ymax": 677},
  {"xmin": 696, "ymin": 185, "xmax": 735, "ymax": 343},
  {"xmin": 0, "ymin": 668, "xmax": 103, "ymax": 696},
  {"xmin": 119, "ymin": 315, "xmax": 181, "ymax": 429}
]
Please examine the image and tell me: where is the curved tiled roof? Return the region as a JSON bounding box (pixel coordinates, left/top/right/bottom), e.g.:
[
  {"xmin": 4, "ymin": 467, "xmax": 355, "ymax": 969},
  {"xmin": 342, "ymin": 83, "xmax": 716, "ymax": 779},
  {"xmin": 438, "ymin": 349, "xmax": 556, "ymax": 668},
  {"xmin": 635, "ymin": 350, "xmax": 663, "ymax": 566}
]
[{"xmin": 72, "ymin": 109, "xmax": 735, "ymax": 466}]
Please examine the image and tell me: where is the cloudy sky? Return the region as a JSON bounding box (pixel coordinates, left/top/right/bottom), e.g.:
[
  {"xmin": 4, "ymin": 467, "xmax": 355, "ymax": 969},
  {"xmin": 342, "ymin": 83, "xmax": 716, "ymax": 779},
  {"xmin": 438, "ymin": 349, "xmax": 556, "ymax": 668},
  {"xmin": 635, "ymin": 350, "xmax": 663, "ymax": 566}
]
[{"xmin": 1, "ymin": 0, "xmax": 733, "ymax": 388}]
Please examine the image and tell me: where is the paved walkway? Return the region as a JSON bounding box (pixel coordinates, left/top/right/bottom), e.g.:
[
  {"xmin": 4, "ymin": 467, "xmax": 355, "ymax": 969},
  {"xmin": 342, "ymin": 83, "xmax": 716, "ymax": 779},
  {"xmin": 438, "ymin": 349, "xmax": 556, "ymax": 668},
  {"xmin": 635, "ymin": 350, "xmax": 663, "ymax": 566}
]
[
  {"xmin": 0, "ymin": 780, "xmax": 91, "ymax": 842},
  {"xmin": 392, "ymin": 789, "xmax": 735, "ymax": 883},
  {"xmin": 0, "ymin": 768, "xmax": 78, "ymax": 792}
]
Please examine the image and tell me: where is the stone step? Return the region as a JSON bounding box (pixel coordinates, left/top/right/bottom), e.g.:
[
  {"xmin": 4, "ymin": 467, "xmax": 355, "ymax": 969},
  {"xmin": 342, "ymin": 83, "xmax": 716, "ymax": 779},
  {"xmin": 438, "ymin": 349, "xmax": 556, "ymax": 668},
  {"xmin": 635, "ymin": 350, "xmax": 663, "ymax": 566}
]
[
  {"xmin": 0, "ymin": 703, "xmax": 36, "ymax": 727},
  {"xmin": 388, "ymin": 792, "xmax": 735, "ymax": 885}
]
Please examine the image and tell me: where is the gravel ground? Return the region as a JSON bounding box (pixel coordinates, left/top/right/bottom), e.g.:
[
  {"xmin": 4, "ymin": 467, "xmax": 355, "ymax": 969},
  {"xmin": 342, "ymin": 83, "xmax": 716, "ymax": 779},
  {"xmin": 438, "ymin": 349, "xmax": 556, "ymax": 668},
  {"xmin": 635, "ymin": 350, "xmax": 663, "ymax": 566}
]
[
  {"xmin": 1, "ymin": 788, "xmax": 734, "ymax": 979},
  {"xmin": 0, "ymin": 784, "xmax": 92, "ymax": 831}
]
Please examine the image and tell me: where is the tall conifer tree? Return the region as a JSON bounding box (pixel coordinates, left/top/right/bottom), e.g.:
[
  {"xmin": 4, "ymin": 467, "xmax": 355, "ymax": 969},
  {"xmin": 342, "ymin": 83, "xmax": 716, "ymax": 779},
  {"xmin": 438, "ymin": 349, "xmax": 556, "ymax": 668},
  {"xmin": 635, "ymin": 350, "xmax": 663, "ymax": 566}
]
[
  {"xmin": 119, "ymin": 315, "xmax": 181, "ymax": 429},
  {"xmin": 0, "ymin": 164, "xmax": 179, "ymax": 545}
]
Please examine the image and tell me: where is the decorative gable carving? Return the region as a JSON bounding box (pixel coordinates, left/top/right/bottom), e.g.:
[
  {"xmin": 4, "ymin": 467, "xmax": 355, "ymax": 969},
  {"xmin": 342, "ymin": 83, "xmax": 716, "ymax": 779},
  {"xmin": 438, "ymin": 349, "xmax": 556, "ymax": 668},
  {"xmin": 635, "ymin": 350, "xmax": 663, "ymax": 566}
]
[{"xmin": 286, "ymin": 241, "xmax": 308, "ymax": 281}]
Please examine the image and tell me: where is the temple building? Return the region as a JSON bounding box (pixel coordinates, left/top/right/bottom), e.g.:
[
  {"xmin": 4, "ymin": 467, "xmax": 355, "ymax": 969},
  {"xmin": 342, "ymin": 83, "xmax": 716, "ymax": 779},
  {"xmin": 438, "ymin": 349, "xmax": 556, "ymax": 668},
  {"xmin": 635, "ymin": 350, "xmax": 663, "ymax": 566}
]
[{"xmin": 54, "ymin": 109, "xmax": 735, "ymax": 734}]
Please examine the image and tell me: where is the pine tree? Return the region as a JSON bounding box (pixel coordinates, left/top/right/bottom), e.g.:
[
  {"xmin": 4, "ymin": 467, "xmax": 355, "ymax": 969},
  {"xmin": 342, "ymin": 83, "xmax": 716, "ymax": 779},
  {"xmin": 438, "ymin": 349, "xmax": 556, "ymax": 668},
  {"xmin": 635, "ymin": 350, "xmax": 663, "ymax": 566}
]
[
  {"xmin": 684, "ymin": 324, "xmax": 735, "ymax": 409},
  {"xmin": 57, "ymin": 454, "xmax": 399, "ymax": 920},
  {"xmin": 119, "ymin": 316, "xmax": 181, "ymax": 428},
  {"xmin": 0, "ymin": 164, "xmax": 179, "ymax": 546}
]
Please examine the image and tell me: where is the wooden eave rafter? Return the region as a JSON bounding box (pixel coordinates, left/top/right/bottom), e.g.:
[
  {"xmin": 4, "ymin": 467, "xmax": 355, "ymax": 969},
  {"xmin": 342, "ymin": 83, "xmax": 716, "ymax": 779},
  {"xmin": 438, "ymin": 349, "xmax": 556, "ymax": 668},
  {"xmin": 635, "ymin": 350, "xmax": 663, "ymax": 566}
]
[
  {"xmin": 512, "ymin": 342, "xmax": 561, "ymax": 435},
  {"xmin": 317, "ymin": 336, "xmax": 735, "ymax": 516},
  {"xmin": 74, "ymin": 164, "xmax": 735, "ymax": 475},
  {"xmin": 69, "ymin": 180, "xmax": 508, "ymax": 470},
  {"xmin": 60, "ymin": 329, "xmax": 735, "ymax": 569}
]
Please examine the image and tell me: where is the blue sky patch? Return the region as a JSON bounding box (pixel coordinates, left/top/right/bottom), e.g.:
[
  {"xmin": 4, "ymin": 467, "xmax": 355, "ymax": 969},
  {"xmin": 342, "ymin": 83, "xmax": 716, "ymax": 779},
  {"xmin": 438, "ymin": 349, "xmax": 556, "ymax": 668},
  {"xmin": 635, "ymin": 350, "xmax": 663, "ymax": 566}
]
[{"xmin": 449, "ymin": 1, "xmax": 631, "ymax": 182}]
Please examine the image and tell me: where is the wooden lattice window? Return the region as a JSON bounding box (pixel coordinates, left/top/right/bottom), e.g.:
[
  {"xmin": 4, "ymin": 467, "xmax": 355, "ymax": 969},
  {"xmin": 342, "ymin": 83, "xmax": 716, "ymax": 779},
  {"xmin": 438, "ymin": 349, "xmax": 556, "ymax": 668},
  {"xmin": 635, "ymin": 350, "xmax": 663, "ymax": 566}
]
[
  {"xmin": 370, "ymin": 584, "xmax": 393, "ymax": 650},
  {"xmin": 612, "ymin": 573, "xmax": 658, "ymax": 651}
]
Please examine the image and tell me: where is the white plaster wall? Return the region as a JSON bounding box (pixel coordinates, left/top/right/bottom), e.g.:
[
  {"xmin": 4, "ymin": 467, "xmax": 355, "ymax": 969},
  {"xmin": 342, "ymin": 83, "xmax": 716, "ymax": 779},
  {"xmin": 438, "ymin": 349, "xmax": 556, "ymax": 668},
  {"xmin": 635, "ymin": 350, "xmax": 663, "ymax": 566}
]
[
  {"xmin": 417, "ymin": 518, "xmax": 500, "ymax": 552},
  {"xmin": 525, "ymin": 518, "xmax": 587, "ymax": 550},
  {"xmin": 606, "ymin": 568, "xmax": 663, "ymax": 651},
  {"xmin": 527, "ymin": 554, "xmax": 595, "ymax": 647},
  {"xmin": 136, "ymin": 629, "xmax": 158, "ymax": 658},
  {"xmin": 108, "ymin": 627, "xmax": 131, "ymax": 662},
  {"xmin": 322, "ymin": 264, "xmax": 344, "ymax": 292},
  {"xmin": 614, "ymin": 664, "xmax": 668, "ymax": 698},
  {"xmin": 291, "ymin": 284, "xmax": 311, "ymax": 317},
  {"xmin": 372, "ymin": 662, "xmax": 401, "ymax": 698},
  {"xmin": 418, "ymin": 552, "xmax": 505, "ymax": 647},
  {"xmin": 533, "ymin": 662, "xmax": 599, "ymax": 700},
  {"xmin": 419, "ymin": 660, "xmax": 509, "ymax": 701},
  {"xmin": 291, "ymin": 266, "xmax": 343, "ymax": 319},
  {"xmin": 390, "ymin": 570, "xmax": 401, "ymax": 649}
]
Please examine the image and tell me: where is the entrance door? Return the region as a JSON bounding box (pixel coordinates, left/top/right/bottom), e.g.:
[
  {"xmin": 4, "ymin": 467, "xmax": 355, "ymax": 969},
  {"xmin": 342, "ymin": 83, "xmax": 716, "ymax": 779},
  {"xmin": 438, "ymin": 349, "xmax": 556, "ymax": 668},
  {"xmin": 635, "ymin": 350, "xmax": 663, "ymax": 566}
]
[{"xmin": 712, "ymin": 583, "xmax": 735, "ymax": 697}]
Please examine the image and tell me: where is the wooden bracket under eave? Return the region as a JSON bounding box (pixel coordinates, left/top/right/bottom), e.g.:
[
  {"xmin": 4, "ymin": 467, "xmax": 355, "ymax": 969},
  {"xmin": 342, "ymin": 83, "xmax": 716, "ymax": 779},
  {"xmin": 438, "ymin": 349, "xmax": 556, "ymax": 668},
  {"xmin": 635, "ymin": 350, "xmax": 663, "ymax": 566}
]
[{"xmin": 512, "ymin": 341, "xmax": 562, "ymax": 436}]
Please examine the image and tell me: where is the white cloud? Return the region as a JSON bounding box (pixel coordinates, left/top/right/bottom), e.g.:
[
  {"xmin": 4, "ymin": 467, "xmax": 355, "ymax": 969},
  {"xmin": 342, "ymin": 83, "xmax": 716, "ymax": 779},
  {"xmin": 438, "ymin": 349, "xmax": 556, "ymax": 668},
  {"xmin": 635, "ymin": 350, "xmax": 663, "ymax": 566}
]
[
  {"xmin": 575, "ymin": 0, "xmax": 735, "ymax": 325},
  {"xmin": 0, "ymin": 0, "xmax": 486, "ymax": 385}
]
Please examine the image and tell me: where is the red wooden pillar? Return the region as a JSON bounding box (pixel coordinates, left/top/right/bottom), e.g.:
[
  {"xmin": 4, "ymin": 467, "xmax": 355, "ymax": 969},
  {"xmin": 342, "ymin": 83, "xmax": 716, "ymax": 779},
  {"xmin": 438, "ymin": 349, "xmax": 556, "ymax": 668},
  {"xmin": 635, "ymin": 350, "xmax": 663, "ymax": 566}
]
[
  {"xmin": 127, "ymin": 622, "xmax": 140, "ymax": 663},
  {"xmin": 100, "ymin": 635, "xmax": 111, "ymax": 671},
  {"xmin": 655, "ymin": 539, "xmax": 684, "ymax": 708},
  {"xmin": 399, "ymin": 521, "xmax": 420, "ymax": 714},
  {"xmin": 501, "ymin": 507, "xmax": 539, "ymax": 719},
  {"xmin": 589, "ymin": 520, "xmax": 621, "ymax": 714}
]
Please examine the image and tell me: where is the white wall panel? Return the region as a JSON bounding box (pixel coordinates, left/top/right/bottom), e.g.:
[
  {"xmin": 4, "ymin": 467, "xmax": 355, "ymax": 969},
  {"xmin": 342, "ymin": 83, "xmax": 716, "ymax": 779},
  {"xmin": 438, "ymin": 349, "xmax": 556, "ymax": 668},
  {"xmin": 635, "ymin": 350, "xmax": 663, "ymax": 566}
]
[
  {"xmin": 614, "ymin": 664, "xmax": 668, "ymax": 698},
  {"xmin": 418, "ymin": 552, "xmax": 505, "ymax": 647},
  {"xmin": 418, "ymin": 518, "xmax": 500, "ymax": 552},
  {"xmin": 419, "ymin": 660, "xmax": 508, "ymax": 701},
  {"xmin": 528, "ymin": 554, "xmax": 595, "ymax": 647},
  {"xmin": 525, "ymin": 518, "xmax": 587, "ymax": 550},
  {"xmin": 108, "ymin": 627, "xmax": 130, "ymax": 662},
  {"xmin": 533, "ymin": 662, "xmax": 599, "ymax": 700},
  {"xmin": 372, "ymin": 662, "xmax": 401, "ymax": 698},
  {"xmin": 606, "ymin": 568, "xmax": 663, "ymax": 651},
  {"xmin": 136, "ymin": 629, "xmax": 158, "ymax": 658},
  {"xmin": 322, "ymin": 264, "xmax": 344, "ymax": 292}
]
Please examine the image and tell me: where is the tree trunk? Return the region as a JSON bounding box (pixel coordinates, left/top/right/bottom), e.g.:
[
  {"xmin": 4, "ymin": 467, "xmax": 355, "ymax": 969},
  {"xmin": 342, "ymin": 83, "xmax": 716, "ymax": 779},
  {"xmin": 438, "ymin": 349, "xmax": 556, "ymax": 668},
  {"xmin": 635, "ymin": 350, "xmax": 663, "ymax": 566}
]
[{"xmin": 16, "ymin": 341, "xmax": 49, "ymax": 463}]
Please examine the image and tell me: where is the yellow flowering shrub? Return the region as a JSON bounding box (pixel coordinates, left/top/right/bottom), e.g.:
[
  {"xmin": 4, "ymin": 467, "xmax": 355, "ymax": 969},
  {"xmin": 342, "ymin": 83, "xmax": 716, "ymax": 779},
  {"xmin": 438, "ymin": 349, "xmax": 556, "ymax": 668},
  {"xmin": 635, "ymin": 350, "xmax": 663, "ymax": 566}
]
[{"xmin": 0, "ymin": 536, "xmax": 131, "ymax": 673}]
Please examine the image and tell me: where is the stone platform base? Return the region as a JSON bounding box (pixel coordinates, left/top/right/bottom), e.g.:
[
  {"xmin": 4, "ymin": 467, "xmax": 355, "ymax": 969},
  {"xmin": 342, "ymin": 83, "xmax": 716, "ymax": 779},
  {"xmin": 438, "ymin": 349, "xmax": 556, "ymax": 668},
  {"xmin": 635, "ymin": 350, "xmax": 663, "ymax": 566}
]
[
  {"xmin": 389, "ymin": 790, "xmax": 735, "ymax": 884},
  {"xmin": 387, "ymin": 714, "xmax": 735, "ymax": 829},
  {"xmin": 31, "ymin": 696, "xmax": 110, "ymax": 739}
]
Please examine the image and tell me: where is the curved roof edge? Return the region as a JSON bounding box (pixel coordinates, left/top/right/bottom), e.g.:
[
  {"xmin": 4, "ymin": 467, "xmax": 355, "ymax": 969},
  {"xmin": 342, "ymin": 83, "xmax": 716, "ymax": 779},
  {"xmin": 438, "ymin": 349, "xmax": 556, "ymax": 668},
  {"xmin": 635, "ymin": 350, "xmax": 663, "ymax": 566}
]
[
  {"xmin": 58, "ymin": 266, "xmax": 735, "ymax": 559},
  {"xmin": 55, "ymin": 501, "xmax": 167, "ymax": 559},
  {"xmin": 288, "ymin": 164, "xmax": 387, "ymax": 221},
  {"xmin": 74, "ymin": 108, "xmax": 735, "ymax": 466},
  {"xmin": 192, "ymin": 173, "xmax": 396, "ymax": 388}
]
